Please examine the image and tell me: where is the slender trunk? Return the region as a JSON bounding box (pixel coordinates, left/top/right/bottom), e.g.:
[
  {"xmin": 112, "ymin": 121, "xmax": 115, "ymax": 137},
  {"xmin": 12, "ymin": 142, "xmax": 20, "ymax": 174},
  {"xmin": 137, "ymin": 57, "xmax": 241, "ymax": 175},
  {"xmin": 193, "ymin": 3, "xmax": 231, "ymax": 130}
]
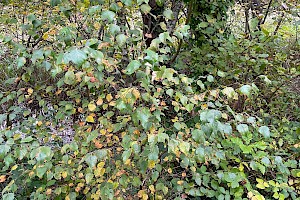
[
  {"xmin": 142, "ymin": 0, "xmax": 164, "ymax": 47},
  {"xmin": 273, "ymin": 12, "xmax": 284, "ymax": 35}
]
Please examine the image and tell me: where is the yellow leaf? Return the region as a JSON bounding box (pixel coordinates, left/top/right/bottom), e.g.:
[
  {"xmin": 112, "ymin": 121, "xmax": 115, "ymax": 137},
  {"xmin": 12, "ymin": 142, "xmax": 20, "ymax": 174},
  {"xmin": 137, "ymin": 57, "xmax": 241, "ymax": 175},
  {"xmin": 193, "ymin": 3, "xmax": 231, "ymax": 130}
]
[
  {"xmin": 62, "ymin": 171, "xmax": 68, "ymax": 178},
  {"xmin": 201, "ymin": 104, "xmax": 208, "ymax": 109},
  {"xmin": 29, "ymin": 171, "xmax": 34, "ymax": 177},
  {"xmin": 42, "ymin": 33, "xmax": 49, "ymax": 40},
  {"xmin": 117, "ymin": 2, "xmax": 123, "ymax": 7},
  {"xmin": 65, "ymin": 195, "xmax": 71, "ymax": 200},
  {"xmin": 263, "ymin": 182, "xmax": 269, "ymax": 187},
  {"xmin": 177, "ymin": 180, "xmax": 184, "ymax": 185},
  {"xmin": 27, "ymin": 88, "xmax": 33, "ymax": 95},
  {"xmin": 132, "ymin": 88, "xmax": 140, "ymax": 99},
  {"xmin": 97, "ymin": 162, "xmax": 105, "ymax": 168},
  {"xmin": 124, "ymin": 159, "xmax": 131, "ymax": 165},
  {"xmin": 190, "ymin": 166, "xmax": 196, "ymax": 172},
  {"xmin": 86, "ymin": 115, "xmax": 95, "ymax": 123},
  {"xmin": 103, "ymin": 104, "xmax": 108, "ymax": 110},
  {"xmin": 37, "ymin": 121, "xmax": 43, "ymax": 126},
  {"xmin": 239, "ymin": 163, "xmax": 244, "ymax": 171},
  {"xmin": 149, "ymin": 185, "xmax": 155, "ymax": 193},
  {"xmin": 94, "ymin": 168, "xmax": 105, "ymax": 177},
  {"xmin": 107, "ymin": 128, "xmax": 113, "ymax": 133},
  {"xmin": 46, "ymin": 188, "xmax": 52, "ymax": 195},
  {"xmin": 96, "ymin": 98, "xmax": 103, "ymax": 105},
  {"xmin": 138, "ymin": 190, "xmax": 148, "ymax": 200},
  {"xmin": 109, "ymin": 101, "xmax": 116, "ymax": 107},
  {"xmin": 142, "ymin": 194, "xmax": 149, "ymax": 200},
  {"xmin": 11, "ymin": 164, "xmax": 18, "ymax": 171},
  {"xmin": 167, "ymin": 168, "xmax": 172, "ymax": 174},
  {"xmin": 0, "ymin": 175, "xmax": 6, "ymax": 183},
  {"xmin": 222, "ymin": 113, "xmax": 228, "ymax": 120},
  {"xmin": 148, "ymin": 160, "xmax": 156, "ymax": 169},
  {"xmin": 94, "ymin": 22, "xmax": 101, "ymax": 29},
  {"xmin": 88, "ymin": 102, "xmax": 97, "ymax": 111},
  {"xmin": 106, "ymin": 94, "xmax": 113, "ymax": 102},
  {"xmin": 248, "ymin": 192, "xmax": 254, "ymax": 198}
]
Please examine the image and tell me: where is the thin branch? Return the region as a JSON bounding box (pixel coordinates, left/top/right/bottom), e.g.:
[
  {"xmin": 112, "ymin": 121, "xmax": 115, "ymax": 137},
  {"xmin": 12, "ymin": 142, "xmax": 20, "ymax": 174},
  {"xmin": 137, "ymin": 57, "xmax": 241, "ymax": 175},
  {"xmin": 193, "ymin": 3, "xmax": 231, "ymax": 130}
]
[
  {"xmin": 273, "ymin": 12, "xmax": 284, "ymax": 35},
  {"xmin": 261, "ymin": 0, "xmax": 273, "ymax": 25},
  {"xmin": 168, "ymin": 0, "xmax": 193, "ymax": 65}
]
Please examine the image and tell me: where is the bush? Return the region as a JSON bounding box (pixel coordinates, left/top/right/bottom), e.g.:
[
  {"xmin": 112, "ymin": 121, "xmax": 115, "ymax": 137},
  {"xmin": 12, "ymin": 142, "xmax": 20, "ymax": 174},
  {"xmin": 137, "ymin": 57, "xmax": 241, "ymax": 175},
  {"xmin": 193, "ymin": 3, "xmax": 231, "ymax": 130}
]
[{"xmin": 0, "ymin": 1, "xmax": 299, "ymax": 200}]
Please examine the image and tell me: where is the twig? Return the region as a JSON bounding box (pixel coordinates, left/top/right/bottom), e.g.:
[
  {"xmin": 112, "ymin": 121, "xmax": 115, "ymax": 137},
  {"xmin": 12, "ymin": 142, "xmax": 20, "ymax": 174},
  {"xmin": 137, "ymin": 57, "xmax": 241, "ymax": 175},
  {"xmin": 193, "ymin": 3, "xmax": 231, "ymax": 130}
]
[
  {"xmin": 168, "ymin": 0, "xmax": 193, "ymax": 65},
  {"xmin": 261, "ymin": 0, "xmax": 273, "ymax": 25}
]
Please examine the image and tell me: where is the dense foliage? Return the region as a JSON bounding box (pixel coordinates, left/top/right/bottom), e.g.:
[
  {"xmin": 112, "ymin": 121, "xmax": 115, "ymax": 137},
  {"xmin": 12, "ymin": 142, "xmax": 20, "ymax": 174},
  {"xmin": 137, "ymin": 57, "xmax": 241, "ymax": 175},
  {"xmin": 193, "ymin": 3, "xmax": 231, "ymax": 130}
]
[{"xmin": 0, "ymin": 0, "xmax": 299, "ymax": 200}]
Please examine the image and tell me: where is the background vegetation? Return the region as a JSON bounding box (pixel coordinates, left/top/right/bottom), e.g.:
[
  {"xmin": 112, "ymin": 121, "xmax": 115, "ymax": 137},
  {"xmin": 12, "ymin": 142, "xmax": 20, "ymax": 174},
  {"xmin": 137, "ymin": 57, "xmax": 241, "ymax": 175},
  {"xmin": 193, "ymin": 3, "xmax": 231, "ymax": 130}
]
[{"xmin": 0, "ymin": 0, "xmax": 299, "ymax": 199}]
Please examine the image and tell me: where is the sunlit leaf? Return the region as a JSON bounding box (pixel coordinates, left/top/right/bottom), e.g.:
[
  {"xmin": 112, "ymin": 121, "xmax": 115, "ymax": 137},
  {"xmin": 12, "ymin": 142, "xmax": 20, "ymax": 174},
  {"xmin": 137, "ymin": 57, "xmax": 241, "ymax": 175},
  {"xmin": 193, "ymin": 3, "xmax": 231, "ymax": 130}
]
[
  {"xmin": 125, "ymin": 60, "xmax": 141, "ymax": 75},
  {"xmin": 258, "ymin": 126, "xmax": 271, "ymax": 138},
  {"xmin": 101, "ymin": 10, "xmax": 115, "ymax": 23},
  {"xmin": 140, "ymin": 4, "xmax": 151, "ymax": 14},
  {"xmin": 64, "ymin": 49, "xmax": 87, "ymax": 65}
]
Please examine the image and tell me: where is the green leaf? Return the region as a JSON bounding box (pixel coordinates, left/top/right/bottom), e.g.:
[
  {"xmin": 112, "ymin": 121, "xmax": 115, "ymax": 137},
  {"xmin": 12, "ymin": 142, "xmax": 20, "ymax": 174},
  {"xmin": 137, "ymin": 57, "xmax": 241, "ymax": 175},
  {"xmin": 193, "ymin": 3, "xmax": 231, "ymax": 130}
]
[
  {"xmin": 125, "ymin": 60, "xmax": 141, "ymax": 75},
  {"xmin": 239, "ymin": 85, "xmax": 252, "ymax": 96},
  {"xmin": 86, "ymin": 173, "xmax": 94, "ymax": 184},
  {"xmin": 85, "ymin": 154, "xmax": 98, "ymax": 168},
  {"xmin": 163, "ymin": 9, "xmax": 174, "ymax": 20},
  {"xmin": 132, "ymin": 176, "xmax": 142, "ymax": 187},
  {"xmin": 185, "ymin": 103, "xmax": 194, "ymax": 112},
  {"xmin": 136, "ymin": 107, "xmax": 151, "ymax": 129},
  {"xmin": 87, "ymin": 130, "xmax": 98, "ymax": 143},
  {"xmin": 109, "ymin": 24, "xmax": 120, "ymax": 35},
  {"xmin": 50, "ymin": 0, "xmax": 61, "ymax": 6},
  {"xmin": 157, "ymin": 131, "xmax": 169, "ymax": 143},
  {"xmin": 166, "ymin": 89, "xmax": 174, "ymax": 97},
  {"xmin": 88, "ymin": 5, "xmax": 102, "ymax": 15},
  {"xmin": 174, "ymin": 122, "xmax": 181, "ymax": 130},
  {"xmin": 121, "ymin": 0, "xmax": 133, "ymax": 6},
  {"xmin": 31, "ymin": 49, "xmax": 44, "ymax": 63},
  {"xmin": 261, "ymin": 157, "xmax": 270, "ymax": 166},
  {"xmin": 20, "ymin": 136, "xmax": 34, "ymax": 143},
  {"xmin": 217, "ymin": 70, "xmax": 226, "ymax": 77},
  {"xmin": 200, "ymin": 109, "xmax": 222, "ymax": 123},
  {"xmin": 101, "ymin": 10, "xmax": 115, "ymax": 23},
  {"xmin": 199, "ymin": 22, "xmax": 209, "ymax": 28},
  {"xmin": 178, "ymin": 141, "xmax": 190, "ymax": 155},
  {"xmin": 16, "ymin": 57, "xmax": 26, "ymax": 69},
  {"xmin": 0, "ymin": 114, "xmax": 7, "ymax": 124},
  {"xmin": 207, "ymin": 75, "xmax": 214, "ymax": 82},
  {"xmin": 32, "ymin": 146, "xmax": 53, "ymax": 162},
  {"xmin": 236, "ymin": 124, "xmax": 249, "ymax": 133},
  {"xmin": 64, "ymin": 49, "xmax": 87, "ymax": 65},
  {"xmin": 222, "ymin": 87, "xmax": 237, "ymax": 99},
  {"xmin": 64, "ymin": 70, "xmax": 76, "ymax": 85},
  {"xmin": 122, "ymin": 150, "xmax": 131, "ymax": 161},
  {"xmin": 140, "ymin": 4, "xmax": 151, "ymax": 14},
  {"xmin": 94, "ymin": 149, "xmax": 108, "ymax": 160},
  {"xmin": 36, "ymin": 165, "xmax": 48, "ymax": 178},
  {"xmin": 258, "ymin": 126, "xmax": 270, "ymax": 138},
  {"xmin": 192, "ymin": 129, "xmax": 205, "ymax": 143},
  {"xmin": 116, "ymin": 34, "xmax": 127, "ymax": 47},
  {"xmin": 137, "ymin": 0, "xmax": 145, "ymax": 5},
  {"xmin": 2, "ymin": 193, "xmax": 14, "ymax": 200}
]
